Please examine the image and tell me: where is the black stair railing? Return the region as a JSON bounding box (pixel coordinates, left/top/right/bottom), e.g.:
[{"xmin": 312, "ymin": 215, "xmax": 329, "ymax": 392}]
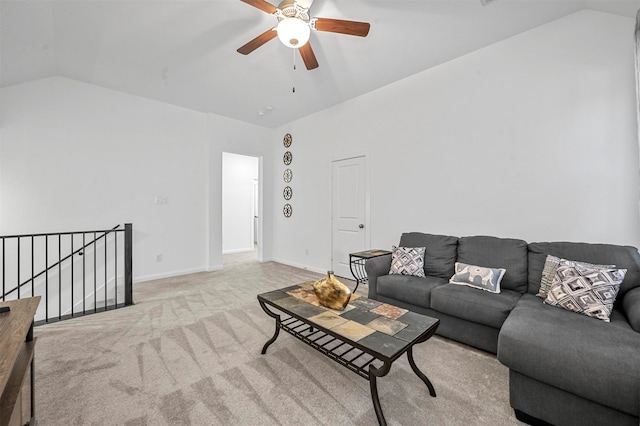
[{"xmin": 0, "ymin": 223, "xmax": 133, "ymax": 324}]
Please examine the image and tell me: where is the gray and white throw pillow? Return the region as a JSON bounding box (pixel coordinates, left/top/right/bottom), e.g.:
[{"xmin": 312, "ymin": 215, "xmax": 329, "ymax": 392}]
[
  {"xmin": 537, "ymin": 255, "xmax": 615, "ymax": 299},
  {"xmin": 449, "ymin": 262, "xmax": 506, "ymax": 293},
  {"xmin": 544, "ymin": 259, "xmax": 626, "ymax": 322},
  {"xmin": 389, "ymin": 246, "xmax": 426, "ymax": 277},
  {"xmin": 537, "ymin": 255, "xmax": 562, "ymax": 299}
]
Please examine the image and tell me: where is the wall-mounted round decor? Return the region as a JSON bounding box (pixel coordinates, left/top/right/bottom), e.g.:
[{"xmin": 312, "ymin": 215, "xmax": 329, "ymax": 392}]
[
  {"xmin": 283, "ymin": 203, "xmax": 292, "ymax": 218},
  {"xmin": 283, "ymin": 151, "xmax": 292, "ymax": 165},
  {"xmin": 283, "ymin": 133, "xmax": 292, "ymax": 148},
  {"xmin": 283, "ymin": 186, "xmax": 292, "ymax": 200},
  {"xmin": 283, "ymin": 168, "xmax": 292, "ymax": 183}
]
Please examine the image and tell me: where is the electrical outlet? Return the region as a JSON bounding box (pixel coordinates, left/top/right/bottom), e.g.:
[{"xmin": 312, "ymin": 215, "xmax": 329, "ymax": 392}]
[
  {"xmin": 156, "ymin": 254, "xmax": 163, "ymax": 262},
  {"xmin": 155, "ymin": 196, "xmax": 168, "ymax": 204},
  {"xmin": 305, "ymin": 249, "xmax": 309, "ymax": 255}
]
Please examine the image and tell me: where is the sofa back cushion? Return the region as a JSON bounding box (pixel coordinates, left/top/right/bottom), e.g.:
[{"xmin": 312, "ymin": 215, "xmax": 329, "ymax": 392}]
[
  {"xmin": 528, "ymin": 241, "xmax": 640, "ymax": 301},
  {"xmin": 457, "ymin": 236, "xmax": 528, "ymax": 293},
  {"xmin": 398, "ymin": 232, "xmax": 458, "ymax": 279}
]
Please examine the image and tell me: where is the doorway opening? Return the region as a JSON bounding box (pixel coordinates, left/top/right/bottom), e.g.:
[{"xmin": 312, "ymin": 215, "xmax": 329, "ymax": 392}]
[{"xmin": 222, "ymin": 152, "xmax": 260, "ymax": 261}]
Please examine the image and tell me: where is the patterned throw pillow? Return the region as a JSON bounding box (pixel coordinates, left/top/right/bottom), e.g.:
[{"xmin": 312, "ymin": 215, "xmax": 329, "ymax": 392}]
[
  {"xmin": 544, "ymin": 259, "xmax": 626, "ymax": 322},
  {"xmin": 536, "ymin": 256, "xmax": 615, "ymax": 299},
  {"xmin": 536, "ymin": 255, "xmax": 561, "ymax": 299},
  {"xmin": 449, "ymin": 262, "xmax": 506, "ymax": 293},
  {"xmin": 389, "ymin": 247, "xmax": 426, "ymax": 277}
]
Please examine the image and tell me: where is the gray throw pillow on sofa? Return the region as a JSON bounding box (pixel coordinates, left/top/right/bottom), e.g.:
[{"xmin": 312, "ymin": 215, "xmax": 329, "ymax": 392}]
[
  {"xmin": 537, "ymin": 255, "xmax": 615, "ymax": 299},
  {"xmin": 544, "ymin": 259, "xmax": 626, "ymax": 322},
  {"xmin": 449, "ymin": 262, "xmax": 506, "ymax": 293},
  {"xmin": 389, "ymin": 246, "xmax": 426, "ymax": 277}
]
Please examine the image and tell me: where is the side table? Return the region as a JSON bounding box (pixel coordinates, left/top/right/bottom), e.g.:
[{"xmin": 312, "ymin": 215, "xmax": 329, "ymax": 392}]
[{"xmin": 349, "ymin": 249, "xmax": 392, "ymax": 293}]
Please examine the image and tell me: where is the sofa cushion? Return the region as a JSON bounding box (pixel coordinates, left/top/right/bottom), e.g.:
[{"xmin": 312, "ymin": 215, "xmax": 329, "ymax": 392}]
[
  {"xmin": 544, "ymin": 260, "xmax": 626, "ymax": 322},
  {"xmin": 528, "ymin": 242, "xmax": 640, "ymax": 302},
  {"xmin": 398, "ymin": 232, "xmax": 458, "ymax": 279},
  {"xmin": 430, "ymin": 285, "xmax": 521, "ymax": 329},
  {"xmin": 623, "ymin": 286, "xmax": 640, "ymax": 332},
  {"xmin": 457, "ymin": 236, "xmax": 528, "ymax": 293},
  {"xmin": 377, "ymin": 274, "xmax": 447, "ymax": 308},
  {"xmin": 449, "ymin": 262, "xmax": 506, "ymax": 293},
  {"xmin": 498, "ymin": 294, "xmax": 640, "ymax": 417},
  {"xmin": 389, "ymin": 246, "xmax": 426, "ymax": 277}
]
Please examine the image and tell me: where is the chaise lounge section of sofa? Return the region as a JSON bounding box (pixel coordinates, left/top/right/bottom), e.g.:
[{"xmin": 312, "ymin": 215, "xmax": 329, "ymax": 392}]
[{"xmin": 365, "ymin": 232, "xmax": 640, "ymax": 426}]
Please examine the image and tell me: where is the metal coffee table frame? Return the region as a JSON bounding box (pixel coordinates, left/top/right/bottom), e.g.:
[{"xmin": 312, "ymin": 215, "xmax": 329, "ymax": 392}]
[{"xmin": 258, "ymin": 292, "xmax": 439, "ymax": 426}]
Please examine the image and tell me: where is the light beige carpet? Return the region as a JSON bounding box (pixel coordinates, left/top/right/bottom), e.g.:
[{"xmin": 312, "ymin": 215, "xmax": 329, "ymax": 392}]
[{"xmin": 34, "ymin": 252, "xmax": 524, "ymax": 425}]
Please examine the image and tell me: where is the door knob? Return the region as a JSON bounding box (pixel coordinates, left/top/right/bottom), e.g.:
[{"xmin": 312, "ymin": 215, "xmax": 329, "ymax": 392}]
[{"xmin": 359, "ymin": 224, "xmax": 364, "ymax": 229}]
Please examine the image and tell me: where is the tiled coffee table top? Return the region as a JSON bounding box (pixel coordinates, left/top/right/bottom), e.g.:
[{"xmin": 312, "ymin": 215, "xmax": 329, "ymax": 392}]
[{"xmin": 258, "ymin": 282, "xmax": 439, "ymax": 360}]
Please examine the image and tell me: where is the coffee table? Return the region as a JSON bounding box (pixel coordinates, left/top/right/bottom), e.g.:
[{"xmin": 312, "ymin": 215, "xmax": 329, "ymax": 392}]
[{"xmin": 258, "ymin": 282, "xmax": 440, "ymax": 426}]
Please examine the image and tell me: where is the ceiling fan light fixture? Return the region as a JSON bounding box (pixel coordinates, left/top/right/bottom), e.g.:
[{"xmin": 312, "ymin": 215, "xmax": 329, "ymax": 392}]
[{"xmin": 277, "ymin": 17, "xmax": 310, "ymax": 48}]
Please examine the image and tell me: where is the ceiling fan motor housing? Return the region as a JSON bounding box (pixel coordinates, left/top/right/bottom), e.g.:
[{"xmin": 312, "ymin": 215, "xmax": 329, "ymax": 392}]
[{"xmin": 277, "ymin": 0, "xmax": 310, "ymax": 21}]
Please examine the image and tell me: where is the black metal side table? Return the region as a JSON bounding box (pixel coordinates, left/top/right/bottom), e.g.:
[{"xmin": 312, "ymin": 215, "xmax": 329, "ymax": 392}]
[{"xmin": 349, "ymin": 249, "xmax": 392, "ymax": 293}]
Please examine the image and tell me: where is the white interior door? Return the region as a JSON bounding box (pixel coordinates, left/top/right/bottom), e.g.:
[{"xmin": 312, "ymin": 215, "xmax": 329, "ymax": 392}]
[{"xmin": 332, "ymin": 156, "xmax": 367, "ymax": 279}]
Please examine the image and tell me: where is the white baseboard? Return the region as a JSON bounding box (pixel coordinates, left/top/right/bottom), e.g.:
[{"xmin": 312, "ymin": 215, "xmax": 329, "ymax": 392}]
[
  {"xmin": 270, "ymin": 258, "xmax": 326, "ymax": 275},
  {"xmin": 135, "ymin": 259, "xmax": 321, "ymax": 283},
  {"xmin": 222, "ymin": 248, "xmax": 255, "ymax": 254},
  {"xmin": 135, "ymin": 267, "xmax": 207, "ymax": 283}
]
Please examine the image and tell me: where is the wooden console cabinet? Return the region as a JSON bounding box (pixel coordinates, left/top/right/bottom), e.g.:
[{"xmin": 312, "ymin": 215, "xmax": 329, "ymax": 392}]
[{"xmin": 0, "ymin": 297, "xmax": 40, "ymax": 426}]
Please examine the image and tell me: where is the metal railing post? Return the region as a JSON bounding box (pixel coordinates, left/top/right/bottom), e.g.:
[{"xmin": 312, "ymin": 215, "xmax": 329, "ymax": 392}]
[{"xmin": 124, "ymin": 223, "xmax": 133, "ymax": 306}]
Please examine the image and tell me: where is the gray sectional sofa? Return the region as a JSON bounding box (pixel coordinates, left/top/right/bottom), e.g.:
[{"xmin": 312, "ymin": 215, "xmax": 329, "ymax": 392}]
[{"xmin": 365, "ymin": 232, "xmax": 640, "ymax": 426}]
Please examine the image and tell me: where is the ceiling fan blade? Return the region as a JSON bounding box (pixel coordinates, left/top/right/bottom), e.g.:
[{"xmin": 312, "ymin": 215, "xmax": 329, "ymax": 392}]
[
  {"xmin": 237, "ymin": 28, "xmax": 278, "ymax": 55},
  {"xmin": 299, "ymin": 42, "xmax": 319, "ymax": 70},
  {"xmin": 313, "ymin": 18, "xmax": 370, "ymax": 37},
  {"xmin": 240, "ymin": 0, "xmax": 278, "ymax": 15}
]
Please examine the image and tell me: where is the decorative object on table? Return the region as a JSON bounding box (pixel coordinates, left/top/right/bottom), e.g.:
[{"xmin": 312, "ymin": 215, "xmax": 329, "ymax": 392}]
[
  {"xmin": 283, "ymin": 151, "xmax": 292, "ymax": 165},
  {"xmin": 283, "ymin": 168, "xmax": 292, "ymax": 183},
  {"xmin": 283, "ymin": 203, "xmax": 292, "ymax": 217},
  {"xmin": 283, "ymin": 186, "xmax": 292, "ymax": 200},
  {"xmin": 313, "ymin": 271, "xmax": 351, "ymax": 310},
  {"xmin": 349, "ymin": 249, "xmax": 392, "ymax": 293},
  {"xmin": 283, "ymin": 133, "xmax": 292, "ymax": 147}
]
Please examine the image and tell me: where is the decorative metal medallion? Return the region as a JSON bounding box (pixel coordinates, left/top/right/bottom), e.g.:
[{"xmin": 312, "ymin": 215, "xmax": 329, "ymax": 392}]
[
  {"xmin": 283, "ymin": 151, "xmax": 292, "ymax": 165},
  {"xmin": 283, "ymin": 203, "xmax": 292, "ymax": 217},
  {"xmin": 283, "ymin": 133, "xmax": 292, "ymax": 148},
  {"xmin": 283, "ymin": 186, "xmax": 292, "ymax": 200},
  {"xmin": 283, "ymin": 168, "xmax": 292, "ymax": 183}
]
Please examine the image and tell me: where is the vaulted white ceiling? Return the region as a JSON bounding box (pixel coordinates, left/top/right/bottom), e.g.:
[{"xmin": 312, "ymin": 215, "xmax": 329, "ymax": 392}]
[{"xmin": 1, "ymin": 0, "xmax": 638, "ymax": 128}]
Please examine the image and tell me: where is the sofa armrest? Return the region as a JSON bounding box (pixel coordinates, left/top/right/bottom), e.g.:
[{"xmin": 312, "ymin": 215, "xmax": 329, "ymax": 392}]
[
  {"xmin": 365, "ymin": 254, "xmax": 392, "ymax": 300},
  {"xmin": 623, "ymin": 286, "xmax": 640, "ymax": 333}
]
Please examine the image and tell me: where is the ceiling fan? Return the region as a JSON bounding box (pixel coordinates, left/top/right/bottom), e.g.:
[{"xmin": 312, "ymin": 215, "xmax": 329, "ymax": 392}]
[{"xmin": 237, "ymin": 0, "xmax": 371, "ymax": 70}]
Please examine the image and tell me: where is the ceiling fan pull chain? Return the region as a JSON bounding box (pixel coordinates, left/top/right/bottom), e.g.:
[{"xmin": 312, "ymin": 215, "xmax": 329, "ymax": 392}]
[{"xmin": 292, "ymin": 48, "xmax": 296, "ymax": 93}]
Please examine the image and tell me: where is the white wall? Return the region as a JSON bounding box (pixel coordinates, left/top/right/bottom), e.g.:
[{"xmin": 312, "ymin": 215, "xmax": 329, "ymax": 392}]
[
  {"xmin": 0, "ymin": 77, "xmax": 206, "ymax": 281},
  {"xmin": 0, "ymin": 77, "xmax": 276, "ymax": 281},
  {"xmin": 272, "ymin": 10, "xmax": 640, "ymax": 272},
  {"xmin": 222, "ymin": 152, "xmax": 258, "ymax": 253}
]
